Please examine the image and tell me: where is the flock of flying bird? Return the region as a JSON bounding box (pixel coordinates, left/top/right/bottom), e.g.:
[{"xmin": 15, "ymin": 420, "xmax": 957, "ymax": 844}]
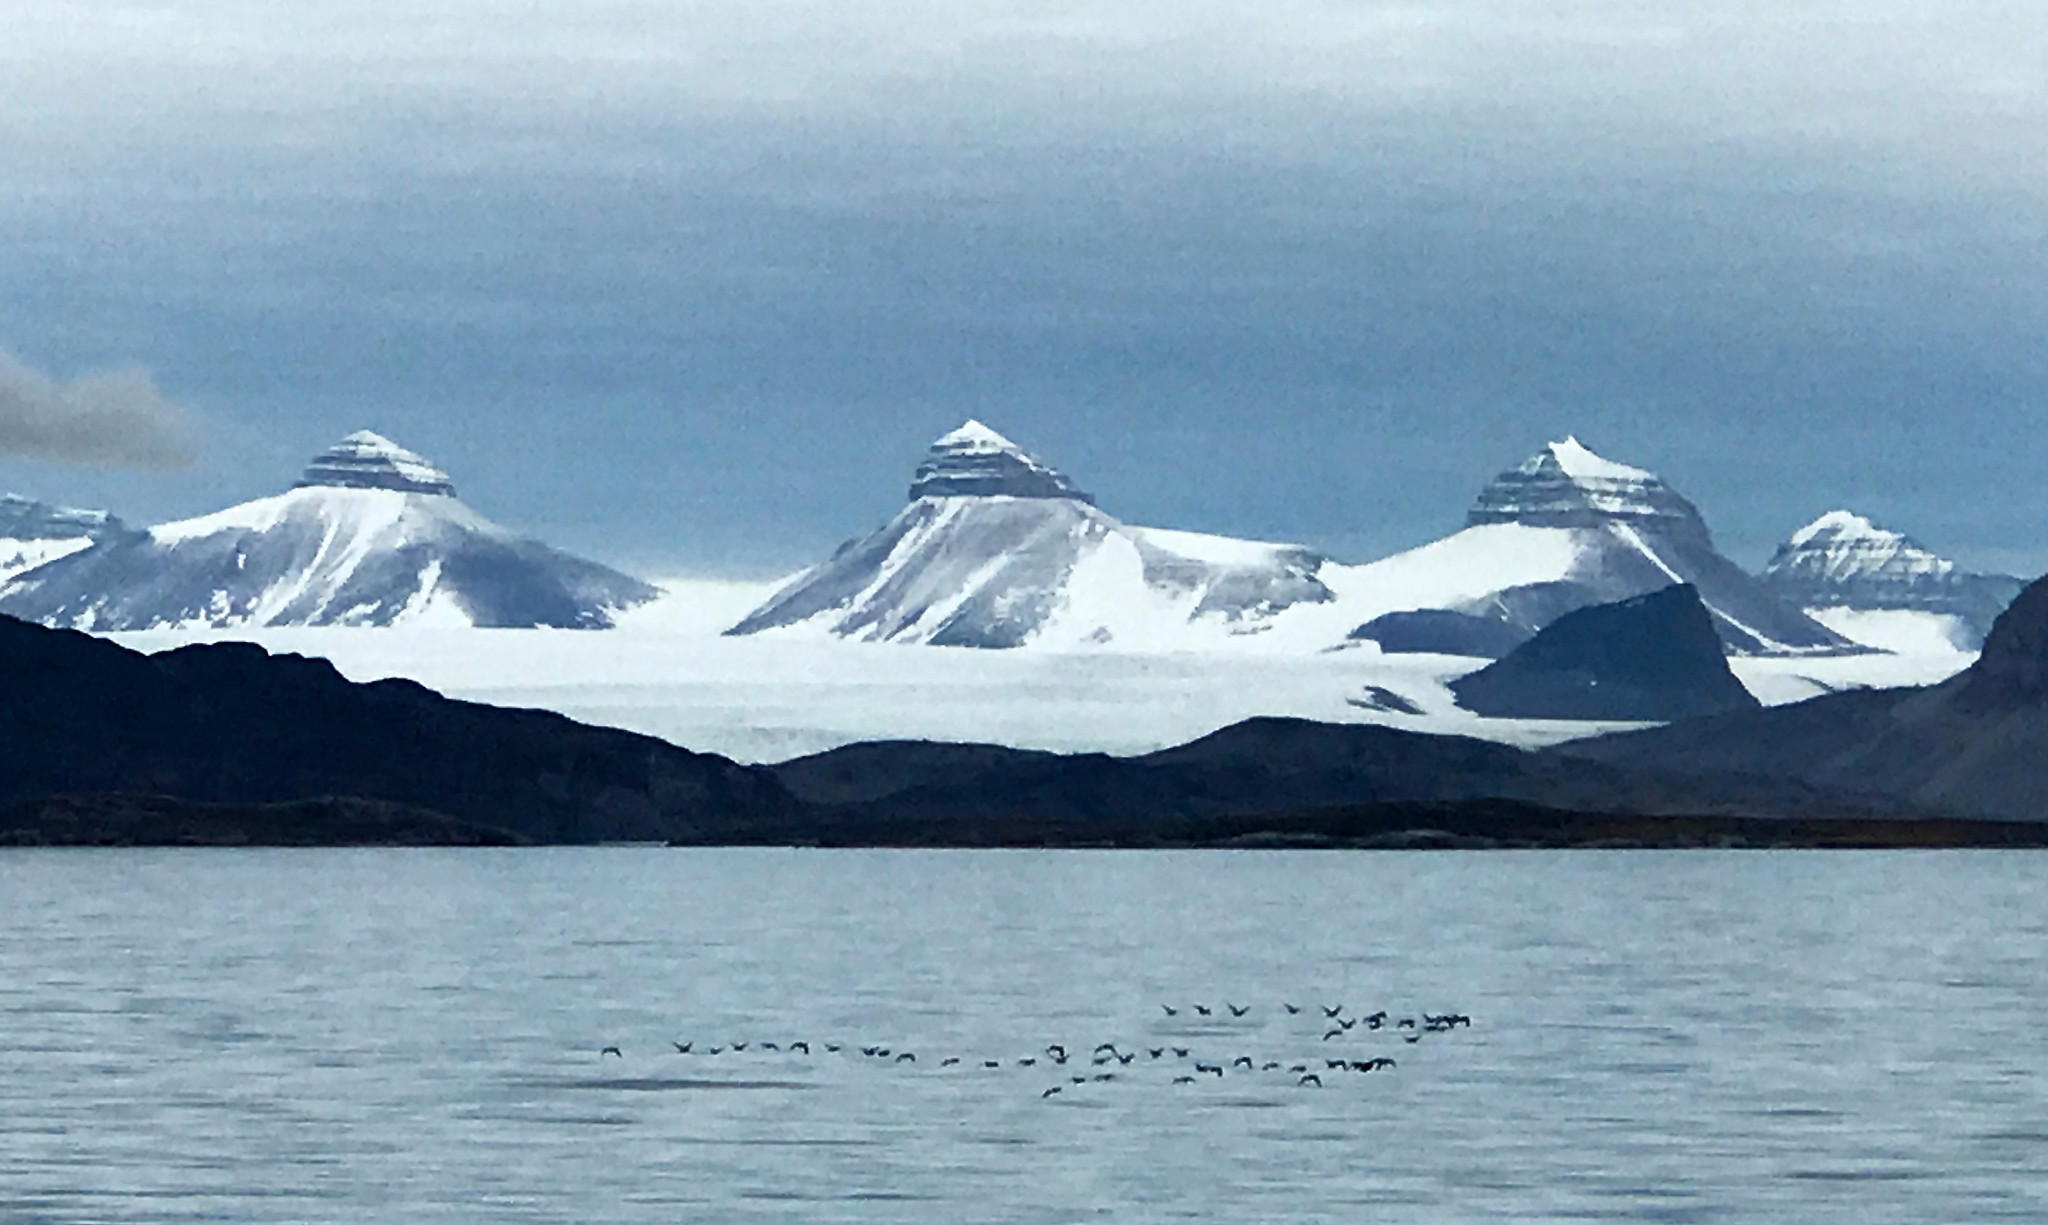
[{"xmin": 598, "ymin": 1002, "xmax": 1474, "ymax": 1098}]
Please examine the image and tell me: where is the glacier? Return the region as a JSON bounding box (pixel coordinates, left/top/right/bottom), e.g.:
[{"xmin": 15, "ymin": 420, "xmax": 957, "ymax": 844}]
[{"xmin": 0, "ymin": 432, "xmax": 656, "ymax": 629}]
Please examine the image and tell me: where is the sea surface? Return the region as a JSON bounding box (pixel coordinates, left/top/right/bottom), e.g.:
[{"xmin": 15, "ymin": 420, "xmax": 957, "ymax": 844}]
[{"xmin": 2, "ymin": 849, "xmax": 2045, "ymax": 1223}]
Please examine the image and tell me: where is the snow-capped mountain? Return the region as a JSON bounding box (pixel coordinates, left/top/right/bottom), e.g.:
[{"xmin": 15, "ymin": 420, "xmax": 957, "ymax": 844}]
[
  {"xmin": 0, "ymin": 494, "xmax": 126, "ymax": 583},
  {"xmin": 726, "ymin": 421, "xmax": 1334, "ymax": 648},
  {"xmin": 1757, "ymin": 510, "xmax": 2024, "ymax": 650},
  {"xmin": 0, "ymin": 431, "xmax": 657, "ymax": 630},
  {"xmin": 1344, "ymin": 438, "xmax": 1856, "ymax": 656}
]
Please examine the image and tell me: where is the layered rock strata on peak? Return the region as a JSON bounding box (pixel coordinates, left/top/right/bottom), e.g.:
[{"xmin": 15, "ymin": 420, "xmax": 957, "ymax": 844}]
[
  {"xmin": 907, "ymin": 420, "xmax": 1095, "ymax": 503},
  {"xmin": 1450, "ymin": 584, "xmax": 1763, "ymax": 721},
  {"xmin": 729, "ymin": 421, "xmax": 1333, "ymax": 647},
  {"xmin": 297, "ymin": 429, "xmax": 457, "ymax": 496},
  {"xmin": 0, "ymin": 432, "xmax": 656, "ymax": 629},
  {"xmin": 1348, "ymin": 437, "xmax": 1856, "ymax": 658},
  {"xmin": 1758, "ymin": 510, "xmax": 2023, "ymax": 648}
]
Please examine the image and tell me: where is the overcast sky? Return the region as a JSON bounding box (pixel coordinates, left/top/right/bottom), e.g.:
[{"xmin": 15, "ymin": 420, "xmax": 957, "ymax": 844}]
[{"xmin": 2, "ymin": 1, "xmax": 2043, "ymax": 576}]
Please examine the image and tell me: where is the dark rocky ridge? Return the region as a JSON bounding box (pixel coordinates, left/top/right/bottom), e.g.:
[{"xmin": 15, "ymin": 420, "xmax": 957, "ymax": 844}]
[
  {"xmin": 1560, "ymin": 573, "xmax": 2048, "ymax": 820},
  {"xmin": 0, "ymin": 615, "xmax": 798, "ymax": 843},
  {"xmin": 1451, "ymin": 585, "xmax": 1763, "ymax": 721}
]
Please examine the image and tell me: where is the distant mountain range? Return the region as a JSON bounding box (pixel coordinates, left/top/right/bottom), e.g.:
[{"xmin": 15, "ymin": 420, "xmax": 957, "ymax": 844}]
[
  {"xmin": 0, "ymin": 423, "xmax": 2027, "ymax": 655},
  {"xmin": 8, "ymin": 569, "xmax": 2048, "ymax": 845}
]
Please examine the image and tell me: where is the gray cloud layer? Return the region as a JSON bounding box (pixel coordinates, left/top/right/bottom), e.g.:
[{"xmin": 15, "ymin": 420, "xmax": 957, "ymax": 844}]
[{"xmin": 0, "ymin": 351, "xmax": 197, "ymax": 471}]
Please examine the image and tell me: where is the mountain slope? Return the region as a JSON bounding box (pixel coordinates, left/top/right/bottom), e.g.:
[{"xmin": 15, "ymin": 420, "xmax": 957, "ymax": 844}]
[
  {"xmin": 1758, "ymin": 510, "xmax": 2024, "ymax": 649},
  {"xmin": 1344, "ymin": 438, "xmax": 1857, "ymax": 657},
  {"xmin": 0, "ymin": 432, "xmax": 656, "ymax": 629},
  {"xmin": 728, "ymin": 421, "xmax": 1334, "ymax": 648}
]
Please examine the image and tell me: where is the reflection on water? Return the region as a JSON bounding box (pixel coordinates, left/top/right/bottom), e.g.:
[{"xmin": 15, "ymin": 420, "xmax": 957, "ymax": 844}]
[{"xmin": 3, "ymin": 848, "xmax": 2047, "ymax": 1222}]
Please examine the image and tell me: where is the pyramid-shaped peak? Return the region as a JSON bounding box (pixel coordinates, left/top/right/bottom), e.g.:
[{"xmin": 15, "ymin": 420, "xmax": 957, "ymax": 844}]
[
  {"xmin": 1786, "ymin": 509, "xmax": 1902, "ymax": 547},
  {"xmin": 1467, "ymin": 437, "xmax": 1706, "ymax": 542},
  {"xmin": 296, "ymin": 430, "xmax": 456, "ymax": 497},
  {"xmin": 1541, "ymin": 436, "xmax": 1655, "ymax": 483},
  {"xmin": 908, "ymin": 421, "xmax": 1093, "ymax": 504},
  {"xmin": 932, "ymin": 419, "xmax": 1022, "ymax": 453}
]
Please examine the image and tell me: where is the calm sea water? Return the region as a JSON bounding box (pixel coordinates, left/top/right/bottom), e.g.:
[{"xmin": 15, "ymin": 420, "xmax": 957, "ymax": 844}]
[{"xmin": 3, "ymin": 849, "xmax": 2046, "ymax": 1223}]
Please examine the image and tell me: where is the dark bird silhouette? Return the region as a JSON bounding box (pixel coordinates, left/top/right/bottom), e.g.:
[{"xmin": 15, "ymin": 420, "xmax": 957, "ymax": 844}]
[
  {"xmin": 1071, "ymin": 1075, "xmax": 1088, "ymax": 1085},
  {"xmin": 1365, "ymin": 1012, "xmax": 1386, "ymax": 1031},
  {"xmin": 1148, "ymin": 1048, "xmax": 1164, "ymax": 1059},
  {"xmin": 1326, "ymin": 1059, "xmax": 1348, "ymax": 1069},
  {"xmin": 1290, "ymin": 1064, "xmax": 1308, "ymax": 1074},
  {"xmin": 1019, "ymin": 1057, "xmax": 1037, "ymax": 1067},
  {"xmin": 672, "ymin": 1041, "xmax": 692, "ymax": 1054},
  {"xmin": 1323, "ymin": 1005, "xmax": 1344, "ymax": 1018},
  {"xmin": 600, "ymin": 1046, "xmax": 622, "ymax": 1058},
  {"xmin": 896, "ymin": 1052, "xmax": 916, "ymax": 1063},
  {"xmin": 1262, "ymin": 1062, "xmax": 1281, "ymax": 1072},
  {"xmin": 1232, "ymin": 1056, "xmax": 1253, "ymax": 1069},
  {"xmin": 1046, "ymin": 1045, "xmax": 1067, "ymax": 1062},
  {"xmin": 1117, "ymin": 1052, "xmax": 1135, "ymax": 1065},
  {"xmin": 1228, "ymin": 1004, "xmax": 1250, "ymax": 1017},
  {"xmin": 1338, "ymin": 1017, "xmax": 1356, "ymax": 1030},
  {"xmin": 1364, "ymin": 1057, "xmax": 1397, "ymax": 1071},
  {"xmin": 706, "ymin": 1046, "xmax": 724, "ymax": 1055},
  {"xmin": 1174, "ymin": 1075, "xmax": 1196, "ymax": 1084},
  {"xmin": 876, "ymin": 1049, "xmax": 891, "ymax": 1058},
  {"xmin": 1323, "ymin": 1029, "xmax": 1344, "ymax": 1041},
  {"xmin": 731, "ymin": 1042, "xmax": 749, "ymax": 1052},
  {"xmin": 824, "ymin": 1043, "xmax": 842, "ymax": 1053},
  {"xmin": 1284, "ymin": 1003, "xmax": 1301, "ymax": 1014},
  {"xmin": 1194, "ymin": 1005, "xmax": 1212, "ymax": 1016},
  {"xmin": 1396, "ymin": 1018, "xmax": 1415, "ymax": 1029},
  {"xmin": 1093, "ymin": 1072, "xmax": 1116, "ymax": 1082},
  {"xmin": 984, "ymin": 1060, "xmax": 1001, "ymax": 1068},
  {"xmin": 941, "ymin": 1057, "xmax": 961, "ymax": 1067},
  {"xmin": 1404, "ymin": 1032, "xmax": 1421, "ymax": 1044},
  {"xmin": 790, "ymin": 1042, "xmax": 809, "ymax": 1055},
  {"xmin": 760, "ymin": 1042, "xmax": 779, "ymax": 1051},
  {"xmin": 862, "ymin": 1046, "xmax": 881, "ymax": 1057},
  {"xmin": 1196, "ymin": 1063, "xmax": 1224, "ymax": 1077},
  {"xmin": 1298, "ymin": 1073, "xmax": 1322, "ymax": 1088},
  {"xmin": 1042, "ymin": 1086, "xmax": 1062, "ymax": 1098},
  {"xmin": 1161, "ymin": 1005, "xmax": 1179, "ymax": 1016},
  {"xmin": 1094, "ymin": 1043, "xmax": 1119, "ymax": 1055}
]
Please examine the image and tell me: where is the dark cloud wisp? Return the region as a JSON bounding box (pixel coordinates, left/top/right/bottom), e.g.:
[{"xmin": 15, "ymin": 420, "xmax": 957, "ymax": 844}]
[{"xmin": 0, "ymin": 350, "xmax": 198, "ymax": 471}]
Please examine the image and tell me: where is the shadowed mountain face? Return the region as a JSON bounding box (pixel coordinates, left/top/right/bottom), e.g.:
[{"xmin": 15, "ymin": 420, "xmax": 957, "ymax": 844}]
[
  {"xmin": 1560, "ymin": 574, "xmax": 2048, "ymax": 820},
  {"xmin": 0, "ymin": 615, "xmax": 797, "ymax": 843},
  {"xmin": 1451, "ymin": 585, "xmax": 1763, "ymax": 721}
]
